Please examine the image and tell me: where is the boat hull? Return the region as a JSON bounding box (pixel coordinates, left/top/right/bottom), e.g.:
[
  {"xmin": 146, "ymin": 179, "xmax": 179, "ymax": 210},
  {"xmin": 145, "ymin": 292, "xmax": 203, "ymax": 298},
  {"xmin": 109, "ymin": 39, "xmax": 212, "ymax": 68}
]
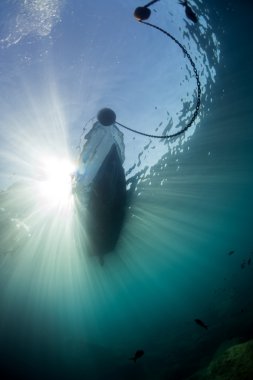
[{"xmin": 76, "ymin": 144, "xmax": 126, "ymax": 262}]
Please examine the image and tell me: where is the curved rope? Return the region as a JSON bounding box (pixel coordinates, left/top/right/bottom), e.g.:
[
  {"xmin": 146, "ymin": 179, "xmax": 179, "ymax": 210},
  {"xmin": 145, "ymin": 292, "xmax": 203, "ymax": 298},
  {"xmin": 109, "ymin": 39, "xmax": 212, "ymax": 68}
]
[{"xmin": 116, "ymin": 20, "xmax": 201, "ymax": 139}]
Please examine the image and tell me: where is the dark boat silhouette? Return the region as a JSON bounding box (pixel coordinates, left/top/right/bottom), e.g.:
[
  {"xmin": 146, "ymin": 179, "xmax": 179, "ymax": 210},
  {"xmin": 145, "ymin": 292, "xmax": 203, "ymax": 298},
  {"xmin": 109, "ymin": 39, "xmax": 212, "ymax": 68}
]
[
  {"xmin": 74, "ymin": 109, "xmax": 126, "ymax": 264},
  {"xmin": 84, "ymin": 144, "xmax": 126, "ymax": 263}
]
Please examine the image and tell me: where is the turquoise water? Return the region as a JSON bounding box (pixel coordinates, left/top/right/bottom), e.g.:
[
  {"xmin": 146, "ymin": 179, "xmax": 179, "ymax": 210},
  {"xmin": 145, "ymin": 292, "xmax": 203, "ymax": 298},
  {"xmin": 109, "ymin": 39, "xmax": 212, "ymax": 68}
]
[{"xmin": 0, "ymin": 1, "xmax": 253, "ymax": 379}]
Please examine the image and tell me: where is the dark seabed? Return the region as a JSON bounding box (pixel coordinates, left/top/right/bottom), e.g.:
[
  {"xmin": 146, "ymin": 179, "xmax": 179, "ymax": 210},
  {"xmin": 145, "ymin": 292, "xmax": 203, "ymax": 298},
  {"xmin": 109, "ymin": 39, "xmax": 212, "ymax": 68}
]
[{"xmin": 0, "ymin": 0, "xmax": 253, "ymax": 379}]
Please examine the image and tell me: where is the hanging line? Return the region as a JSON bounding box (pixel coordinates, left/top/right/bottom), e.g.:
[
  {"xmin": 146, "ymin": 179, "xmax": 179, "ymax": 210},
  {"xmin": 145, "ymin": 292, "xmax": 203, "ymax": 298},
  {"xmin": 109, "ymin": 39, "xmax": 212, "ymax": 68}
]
[{"xmin": 116, "ymin": 14, "xmax": 201, "ymax": 139}]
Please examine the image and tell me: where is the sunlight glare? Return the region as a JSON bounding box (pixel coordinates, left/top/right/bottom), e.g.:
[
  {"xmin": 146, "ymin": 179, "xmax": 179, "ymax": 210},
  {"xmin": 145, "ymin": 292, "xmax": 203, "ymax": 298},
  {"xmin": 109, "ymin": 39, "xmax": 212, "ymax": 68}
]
[{"xmin": 38, "ymin": 156, "xmax": 75, "ymax": 208}]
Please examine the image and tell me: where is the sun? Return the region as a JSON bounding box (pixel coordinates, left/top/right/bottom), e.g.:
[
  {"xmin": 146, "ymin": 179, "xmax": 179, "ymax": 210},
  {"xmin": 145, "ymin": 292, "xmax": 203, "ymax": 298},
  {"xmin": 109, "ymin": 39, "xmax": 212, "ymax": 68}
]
[{"xmin": 37, "ymin": 156, "xmax": 76, "ymax": 208}]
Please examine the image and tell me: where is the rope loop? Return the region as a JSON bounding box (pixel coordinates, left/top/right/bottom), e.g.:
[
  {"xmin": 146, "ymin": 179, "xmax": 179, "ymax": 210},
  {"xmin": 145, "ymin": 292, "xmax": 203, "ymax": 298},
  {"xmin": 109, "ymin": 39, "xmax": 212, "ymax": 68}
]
[{"xmin": 116, "ymin": 20, "xmax": 201, "ymax": 139}]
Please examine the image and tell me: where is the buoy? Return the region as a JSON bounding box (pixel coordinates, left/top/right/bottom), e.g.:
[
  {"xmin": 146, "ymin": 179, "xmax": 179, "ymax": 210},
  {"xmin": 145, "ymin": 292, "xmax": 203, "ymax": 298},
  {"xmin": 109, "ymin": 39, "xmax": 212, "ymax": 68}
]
[
  {"xmin": 97, "ymin": 108, "xmax": 116, "ymax": 126},
  {"xmin": 134, "ymin": 7, "xmax": 151, "ymax": 21}
]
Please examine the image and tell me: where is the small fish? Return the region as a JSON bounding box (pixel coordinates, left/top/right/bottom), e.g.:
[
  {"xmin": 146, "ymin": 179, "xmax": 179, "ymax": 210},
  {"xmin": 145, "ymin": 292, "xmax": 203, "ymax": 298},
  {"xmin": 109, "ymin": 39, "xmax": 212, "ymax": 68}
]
[
  {"xmin": 194, "ymin": 318, "xmax": 208, "ymax": 330},
  {"xmin": 248, "ymin": 258, "xmax": 251, "ymax": 266},
  {"xmin": 179, "ymin": 0, "xmax": 198, "ymax": 23},
  {"xmin": 241, "ymin": 261, "xmax": 246, "ymax": 269},
  {"xmin": 129, "ymin": 349, "xmax": 144, "ymax": 363},
  {"xmin": 228, "ymin": 250, "xmax": 235, "ymax": 256}
]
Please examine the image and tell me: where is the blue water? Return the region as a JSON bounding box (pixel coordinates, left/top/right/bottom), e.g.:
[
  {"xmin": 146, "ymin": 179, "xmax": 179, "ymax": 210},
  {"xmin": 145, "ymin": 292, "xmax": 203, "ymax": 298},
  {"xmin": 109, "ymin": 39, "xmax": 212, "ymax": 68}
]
[{"xmin": 0, "ymin": 1, "xmax": 253, "ymax": 379}]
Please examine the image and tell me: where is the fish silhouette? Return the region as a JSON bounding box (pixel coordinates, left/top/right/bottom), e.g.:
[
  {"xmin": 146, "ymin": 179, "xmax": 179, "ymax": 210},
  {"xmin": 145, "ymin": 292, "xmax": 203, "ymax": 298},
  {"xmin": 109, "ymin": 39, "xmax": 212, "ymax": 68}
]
[
  {"xmin": 179, "ymin": 0, "xmax": 198, "ymax": 23},
  {"xmin": 129, "ymin": 349, "xmax": 144, "ymax": 363},
  {"xmin": 194, "ymin": 318, "xmax": 208, "ymax": 330}
]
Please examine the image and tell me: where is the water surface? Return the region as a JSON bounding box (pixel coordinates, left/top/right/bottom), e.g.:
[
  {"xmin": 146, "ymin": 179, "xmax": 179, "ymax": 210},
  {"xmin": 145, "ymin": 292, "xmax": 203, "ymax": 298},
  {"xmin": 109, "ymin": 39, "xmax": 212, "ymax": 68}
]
[{"xmin": 0, "ymin": 1, "xmax": 253, "ymax": 379}]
